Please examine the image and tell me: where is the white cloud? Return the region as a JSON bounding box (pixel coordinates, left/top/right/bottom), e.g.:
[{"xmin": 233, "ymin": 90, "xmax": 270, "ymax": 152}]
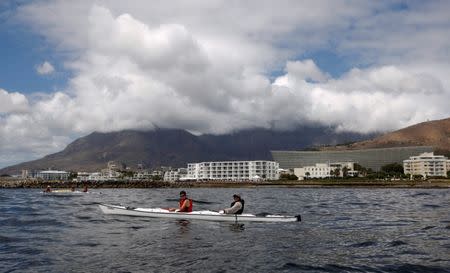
[
  {"xmin": 36, "ymin": 61, "xmax": 55, "ymax": 75},
  {"xmin": 272, "ymin": 62, "xmax": 449, "ymax": 133},
  {"xmin": 0, "ymin": 1, "xmax": 449, "ymax": 168},
  {"xmin": 0, "ymin": 89, "xmax": 29, "ymax": 113}
]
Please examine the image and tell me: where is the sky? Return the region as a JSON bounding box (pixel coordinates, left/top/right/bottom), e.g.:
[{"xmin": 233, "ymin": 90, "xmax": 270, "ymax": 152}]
[{"xmin": 0, "ymin": 0, "xmax": 450, "ymax": 168}]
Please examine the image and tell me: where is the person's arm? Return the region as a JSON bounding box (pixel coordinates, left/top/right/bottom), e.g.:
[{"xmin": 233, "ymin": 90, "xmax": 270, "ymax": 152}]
[
  {"xmin": 178, "ymin": 199, "xmax": 190, "ymax": 212},
  {"xmin": 224, "ymin": 202, "xmax": 242, "ymax": 214}
]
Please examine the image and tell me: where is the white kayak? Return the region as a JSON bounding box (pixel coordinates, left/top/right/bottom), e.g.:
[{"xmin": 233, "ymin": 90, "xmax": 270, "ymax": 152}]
[
  {"xmin": 42, "ymin": 190, "xmax": 85, "ymax": 196},
  {"xmin": 99, "ymin": 204, "xmax": 301, "ymax": 223}
]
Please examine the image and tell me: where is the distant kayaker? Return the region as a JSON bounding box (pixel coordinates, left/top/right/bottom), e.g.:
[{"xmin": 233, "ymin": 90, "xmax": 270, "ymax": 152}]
[
  {"xmin": 221, "ymin": 194, "xmax": 244, "ymax": 214},
  {"xmin": 82, "ymin": 185, "xmax": 88, "ymax": 192},
  {"xmin": 44, "ymin": 185, "xmax": 52, "ymax": 193},
  {"xmin": 169, "ymin": 190, "xmax": 193, "ymax": 212}
]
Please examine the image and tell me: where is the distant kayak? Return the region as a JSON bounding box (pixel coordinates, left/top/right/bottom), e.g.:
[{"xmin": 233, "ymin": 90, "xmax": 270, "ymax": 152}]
[
  {"xmin": 99, "ymin": 204, "xmax": 301, "ymax": 223},
  {"xmin": 42, "ymin": 190, "xmax": 86, "ymax": 196}
]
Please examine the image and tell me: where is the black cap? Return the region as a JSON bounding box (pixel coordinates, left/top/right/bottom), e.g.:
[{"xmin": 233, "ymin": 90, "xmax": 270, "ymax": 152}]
[
  {"xmin": 233, "ymin": 194, "xmax": 241, "ymax": 199},
  {"xmin": 180, "ymin": 190, "xmax": 186, "ymax": 195}
]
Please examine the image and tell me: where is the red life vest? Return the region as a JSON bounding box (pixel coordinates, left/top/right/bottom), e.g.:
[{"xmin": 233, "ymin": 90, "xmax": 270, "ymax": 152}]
[{"xmin": 179, "ymin": 198, "xmax": 193, "ymax": 212}]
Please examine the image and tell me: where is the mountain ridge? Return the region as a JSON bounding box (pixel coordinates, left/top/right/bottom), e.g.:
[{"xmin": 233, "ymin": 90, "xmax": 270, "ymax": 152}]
[
  {"xmin": 0, "ymin": 126, "xmax": 372, "ymax": 174},
  {"xmin": 2, "ymin": 117, "xmax": 449, "ymax": 175},
  {"xmin": 324, "ymin": 117, "xmax": 450, "ymax": 154}
]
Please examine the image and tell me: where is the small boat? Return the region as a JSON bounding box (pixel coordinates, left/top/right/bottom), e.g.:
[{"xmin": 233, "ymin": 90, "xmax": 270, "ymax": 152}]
[
  {"xmin": 99, "ymin": 204, "xmax": 301, "ymax": 223},
  {"xmin": 42, "ymin": 190, "xmax": 85, "ymax": 196}
]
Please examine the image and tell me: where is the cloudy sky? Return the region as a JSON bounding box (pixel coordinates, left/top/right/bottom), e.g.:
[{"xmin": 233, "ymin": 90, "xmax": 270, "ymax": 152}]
[{"xmin": 0, "ymin": 0, "xmax": 449, "ymax": 168}]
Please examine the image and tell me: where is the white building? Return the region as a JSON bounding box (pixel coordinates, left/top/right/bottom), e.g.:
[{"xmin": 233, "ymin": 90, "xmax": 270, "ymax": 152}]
[
  {"xmin": 88, "ymin": 172, "xmax": 103, "ymax": 181},
  {"xmin": 294, "ymin": 162, "xmax": 357, "ymax": 180},
  {"xmin": 77, "ymin": 172, "xmax": 90, "ymax": 182},
  {"xmin": 100, "ymin": 161, "xmax": 123, "ymax": 180},
  {"xmin": 36, "ymin": 170, "xmax": 69, "ymax": 181},
  {"xmin": 403, "ymin": 152, "xmax": 450, "ymax": 178},
  {"xmin": 21, "ymin": 170, "xmax": 29, "ymax": 178},
  {"xmin": 133, "ymin": 170, "xmax": 153, "ymax": 180},
  {"xmin": 164, "ymin": 168, "xmax": 188, "ymax": 182},
  {"xmin": 186, "ymin": 160, "xmax": 279, "ymax": 181}
]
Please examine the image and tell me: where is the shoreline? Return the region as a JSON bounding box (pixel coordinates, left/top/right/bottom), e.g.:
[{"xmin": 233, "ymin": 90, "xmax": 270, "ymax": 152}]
[{"xmin": 1, "ymin": 178, "xmax": 450, "ymax": 189}]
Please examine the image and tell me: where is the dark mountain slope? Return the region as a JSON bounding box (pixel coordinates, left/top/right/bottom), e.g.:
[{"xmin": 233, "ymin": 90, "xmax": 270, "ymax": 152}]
[{"xmin": 1, "ymin": 127, "xmax": 372, "ymax": 174}]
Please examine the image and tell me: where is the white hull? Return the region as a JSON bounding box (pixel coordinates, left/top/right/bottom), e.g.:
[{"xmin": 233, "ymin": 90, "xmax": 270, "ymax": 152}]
[
  {"xmin": 99, "ymin": 204, "xmax": 301, "ymax": 223},
  {"xmin": 43, "ymin": 190, "xmax": 85, "ymax": 196}
]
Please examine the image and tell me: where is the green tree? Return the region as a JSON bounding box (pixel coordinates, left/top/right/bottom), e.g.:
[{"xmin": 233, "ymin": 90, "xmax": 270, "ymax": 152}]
[
  {"xmin": 413, "ymin": 174, "xmax": 423, "ymax": 180},
  {"xmin": 354, "ymin": 163, "xmax": 371, "ymax": 177},
  {"xmin": 68, "ymin": 171, "xmax": 78, "ymax": 180},
  {"xmin": 342, "ymin": 166, "xmax": 349, "ymax": 178},
  {"xmin": 279, "ymin": 173, "xmax": 298, "ymax": 180},
  {"xmin": 305, "ymin": 172, "xmax": 310, "ymax": 179},
  {"xmin": 381, "ymin": 163, "xmax": 404, "ymax": 175},
  {"xmin": 333, "ymin": 168, "xmax": 340, "ymax": 178},
  {"xmin": 118, "ymin": 170, "xmax": 135, "ymax": 179},
  {"xmin": 152, "ymin": 175, "xmax": 162, "ymax": 181}
]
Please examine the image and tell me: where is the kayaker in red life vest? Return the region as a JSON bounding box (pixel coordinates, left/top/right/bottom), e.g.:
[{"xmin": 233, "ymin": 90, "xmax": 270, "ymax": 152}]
[
  {"xmin": 82, "ymin": 185, "xmax": 88, "ymax": 192},
  {"xmin": 44, "ymin": 185, "xmax": 52, "ymax": 193},
  {"xmin": 220, "ymin": 194, "xmax": 245, "ymax": 214},
  {"xmin": 169, "ymin": 190, "xmax": 193, "ymax": 212}
]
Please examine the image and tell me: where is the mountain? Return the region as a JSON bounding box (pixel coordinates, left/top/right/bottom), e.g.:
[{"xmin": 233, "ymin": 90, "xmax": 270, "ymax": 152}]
[
  {"xmin": 0, "ymin": 126, "xmax": 372, "ymax": 174},
  {"xmin": 324, "ymin": 117, "xmax": 450, "ymax": 155}
]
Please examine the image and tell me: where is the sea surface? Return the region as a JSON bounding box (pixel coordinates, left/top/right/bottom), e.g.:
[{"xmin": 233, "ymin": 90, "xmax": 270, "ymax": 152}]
[{"xmin": 1, "ymin": 188, "xmax": 449, "ymax": 273}]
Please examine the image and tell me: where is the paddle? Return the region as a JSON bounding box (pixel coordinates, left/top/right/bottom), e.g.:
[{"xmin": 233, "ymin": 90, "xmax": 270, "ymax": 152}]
[{"xmin": 165, "ymin": 198, "xmax": 218, "ymax": 205}]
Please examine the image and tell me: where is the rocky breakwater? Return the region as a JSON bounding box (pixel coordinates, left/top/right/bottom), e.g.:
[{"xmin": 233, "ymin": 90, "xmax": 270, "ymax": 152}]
[
  {"xmin": 0, "ymin": 177, "xmax": 43, "ymax": 188},
  {"xmin": 0, "ymin": 178, "xmax": 196, "ymax": 189}
]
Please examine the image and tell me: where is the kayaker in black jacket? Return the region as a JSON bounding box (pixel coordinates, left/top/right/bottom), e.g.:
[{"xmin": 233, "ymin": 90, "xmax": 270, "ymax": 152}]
[{"xmin": 221, "ymin": 194, "xmax": 244, "ymax": 214}]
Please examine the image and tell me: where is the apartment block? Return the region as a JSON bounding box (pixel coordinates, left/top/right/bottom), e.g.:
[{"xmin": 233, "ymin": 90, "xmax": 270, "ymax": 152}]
[
  {"xmin": 403, "ymin": 152, "xmax": 450, "ymax": 178},
  {"xmin": 186, "ymin": 160, "xmax": 279, "ymax": 181}
]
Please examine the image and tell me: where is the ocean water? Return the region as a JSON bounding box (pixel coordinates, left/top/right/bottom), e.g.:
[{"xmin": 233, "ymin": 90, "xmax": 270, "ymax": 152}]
[{"xmin": 1, "ymin": 187, "xmax": 449, "ymax": 273}]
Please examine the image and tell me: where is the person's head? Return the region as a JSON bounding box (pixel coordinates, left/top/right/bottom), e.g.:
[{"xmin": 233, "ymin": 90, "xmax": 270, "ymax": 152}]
[
  {"xmin": 179, "ymin": 190, "xmax": 187, "ymax": 199},
  {"xmin": 233, "ymin": 194, "xmax": 241, "ymax": 201},
  {"xmin": 47, "ymin": 185, "xmax": 50, "ymax": 188}
]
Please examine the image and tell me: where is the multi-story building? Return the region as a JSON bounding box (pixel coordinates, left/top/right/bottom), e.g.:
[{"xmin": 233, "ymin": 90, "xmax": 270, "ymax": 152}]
[
  {"xmin": 133, "ymin": 170, "xmax": 153, "ymax": 180},
  {"xmin": 164, "ymin": 168, "xmax": 187, "ymax": 182},
  {"xmin": 100, "ymin": 161, "xmax": 122, "ymax": 180},
  {"xmin": 77, "ymin": 172, "xmax": 90, "ymax": 182},
  {"xmin": 21, "ymin": 169, "xmax": 29, "ymax": 178},
  {"xmin": 186, "ymin": 160, "xmax": 279, "ymax": 181},
  {"xmin": 403, "ymin": 152, "xmax": 450, "ymax": 178},
  {"xmin": 272, "ymin": 146, "xmax": 433, "ymax": 171},
  {"xmin": 294, "ymin": 162, "xmax": 357, "ymax": 180},
  {"xmin": 36, "ymin": 170, "xmax": 69, "ymax": 181}
]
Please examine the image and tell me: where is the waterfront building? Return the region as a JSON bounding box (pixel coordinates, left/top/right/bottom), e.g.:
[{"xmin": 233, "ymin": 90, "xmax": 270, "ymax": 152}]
[
  {"xmin": 294, "ymin": 162, "xmax": 357, "ymax": 180},
  {"xmin": 107, "ymin": 161, "xmax": 124, "ymax": 171},
  {"xmin": 150, "ymin": 166, "xmax": 172, "ymax": 178},
  {"xmin": 87, "ymin": 172, "xmax": 103, "ymax": 181},
  {"xmin": 21, "ymin": 170, "xmax": 29, "ymax": 179},
  {"xmin": 403, "ymin": 152, "xmax": 450, "ymax": 178},
  {"xmin": 163, "ymin": 168, "xmax": 187, "ymax": 182},
  {"xmin": 186, "ymin": 160, "xmax": 279, "ymax": 181},
  {"xmin": 272, "ymin": 146, "xmax": 433, "ymax": 171},
  {"xmin": 76, "ymin": 172, "xmax": 90, "ymax": 182},
  {"xmin": 100, "ymin": 161, "xmax": 122, "ymax": 180},
  {"xmin": 278, "ymin": 168, "xmax": 294, "ymax": 175},
  {"xmin": 36, "ymin": 170, "xmax": 69, "ymax": 181},
  {"xmin": 133, "ymin": 170, "xmax": 153, "ymax": 180}
]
